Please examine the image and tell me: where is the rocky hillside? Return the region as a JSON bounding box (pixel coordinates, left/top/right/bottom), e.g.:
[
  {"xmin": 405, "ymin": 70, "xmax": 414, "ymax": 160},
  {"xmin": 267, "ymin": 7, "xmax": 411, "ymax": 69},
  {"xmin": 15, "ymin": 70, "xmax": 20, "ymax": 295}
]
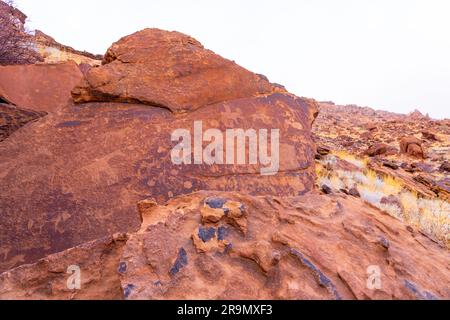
[
  {"xmin": 314, "ymin": 102, "xmax": 449, "ymax": 247},
  {"xmin": 0, "ymin": 26, "xmax": 448, "ymax": 299}
]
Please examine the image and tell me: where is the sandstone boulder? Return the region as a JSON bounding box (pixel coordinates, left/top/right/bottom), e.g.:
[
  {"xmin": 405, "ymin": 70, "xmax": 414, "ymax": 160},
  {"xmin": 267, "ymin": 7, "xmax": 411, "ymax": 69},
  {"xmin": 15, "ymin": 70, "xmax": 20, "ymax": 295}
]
[
  {"xmin": 1, "ymin": 192, "xmax": 449, "ymax": 300},
  {"xmin": 407, "ymin": 144, "xmax": 425, "ymax": 159},
  {"xmin": 364, "ymin": 143, "xmax": 394, "ymax": 157},
  {"xmin": 72, "ymin": 28, "xmax": 284, "ymax": 113},
  {"xmin": 0, "ymin": 29, "xmax": 318, "ymax": 272},
  {"xmin": 400, "ymin": 136, "xmax": 425, "ymax": 159}
]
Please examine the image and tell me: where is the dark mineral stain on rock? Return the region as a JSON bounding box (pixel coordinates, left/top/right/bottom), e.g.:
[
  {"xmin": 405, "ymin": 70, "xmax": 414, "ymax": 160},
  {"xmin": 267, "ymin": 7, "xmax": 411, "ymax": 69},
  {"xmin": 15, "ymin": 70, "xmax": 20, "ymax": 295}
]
[
  {"xmin": 118, "ymin": 262, "xmax": 127, "ymax": 274},
  {"xmin": 198, "ymin": 226, "xmax": 216, "ymax": 243},
  {"xmin": 225, "ymin": 243, "xmax": 233, "ymax": 253},
  {"xmin": 218, "ymin": 226, "xmax": 228, "ymax": 241},
  {"xmin": 404, "ymin": 280, "xmax": 439, "ymax": 300},
  {"xmin": 378, "ymin": 237, "xmax": 390, "ymax": 250},
  {"xmin": 205, "ymin": 197, "xmax": 227, "ymax": 209},
  {"xmin": 424, "ymin": 291, "xmax": 439, "ymax": 300},
  {"xmin": 56, "ymin": 121, "xmax": 84, "ymax": 128},
  {"xmin": 169, "ymin": 248, "xmax": 189, "ymax": 276},
  {"xmin": 290, "ymin": 248, "xmax": 342, "ymax": 300},
  {"xmin": 123, "ymin": 284, "xmax": 136, "ymax": 299},
  {"xmin": 321, "ymin": 185, "xmax": 333, "ymax": 195}
]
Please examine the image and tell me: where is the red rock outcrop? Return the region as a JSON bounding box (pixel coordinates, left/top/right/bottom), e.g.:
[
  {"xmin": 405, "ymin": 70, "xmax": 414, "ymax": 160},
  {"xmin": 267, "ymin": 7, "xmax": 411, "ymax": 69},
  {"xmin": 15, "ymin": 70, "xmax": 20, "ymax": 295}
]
[
  {"xmin": 0, "ymin": 61, "xmax": 83, "ymax": 113},
  {"xmin": 71, "ymin": 28, "xmax": 285, "ymax": 113},
  {"xmin": 1, "ymin": 192, "xmax": 448, "ymax": 300},
  {"xmin": 0, "ymin": 29, "xmax": 318, "ymax": 272}
]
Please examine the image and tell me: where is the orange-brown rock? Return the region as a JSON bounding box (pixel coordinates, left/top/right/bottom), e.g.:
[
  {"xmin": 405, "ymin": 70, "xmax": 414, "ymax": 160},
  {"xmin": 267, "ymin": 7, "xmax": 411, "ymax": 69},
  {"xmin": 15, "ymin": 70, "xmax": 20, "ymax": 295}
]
[
  {"xmin": 1, "ymin": 192, "xmax": 448, "ymax": 300},
  {"xmin": 0, "ymin": 61, "xmax": 83, "ymax": 113},
  {"xmin": 407, "ymin": 143, "xmax": 425, "ymax": 159},
  {"xmin": 0, "ymin": 103, "xmax": 46, "ymax": 142},
  {"xmin": 0, "ymin": 30, "xmax": 318, "ymax": 272},
  {"xmin": 0, "ymin": 234, "xmax": 128, "ymax": 300},
  {"xmin": 400, "ymin": 136, "xmax": 425, "ymax": 159},
  {"xmin": 71, "ymin": 28, "xmax": 285, "ymax": 113}
]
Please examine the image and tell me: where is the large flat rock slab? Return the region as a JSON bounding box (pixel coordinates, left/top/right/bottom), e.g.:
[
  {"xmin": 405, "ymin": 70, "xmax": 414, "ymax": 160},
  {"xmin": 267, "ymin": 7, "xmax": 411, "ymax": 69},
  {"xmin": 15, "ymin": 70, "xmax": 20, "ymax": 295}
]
[
  {"xmin": 0, "ymin": 61, "xmax": 83, "ymax": 113},
  {"xmin": 0, "ymin": 93, "xmax": 317, "ymax": 272}
]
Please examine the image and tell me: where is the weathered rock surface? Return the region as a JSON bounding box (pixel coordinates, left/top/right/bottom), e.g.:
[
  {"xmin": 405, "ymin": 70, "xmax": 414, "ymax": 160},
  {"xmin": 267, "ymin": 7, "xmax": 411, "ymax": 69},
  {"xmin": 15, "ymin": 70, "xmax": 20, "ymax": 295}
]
[
  {"xmin": 0, "ymin": 29, "xmax": 318, "ymax": 272},
  {"xmin": 72, "ymin": 28, "xmax": 285, "ymax": 113},
  {"xmin": 0, "ymin": 234, "xmax": 128, "ymax": 300},
  {"xmin": 0, "ymin": 103, "xmax": 46, "ymax": 142},
  {"xmin": 1, "ymin": 192, "xmax": 448, "ymax": 300},
  {"xmin": 0, "ymin": 61, "xmax": 83, "ymax": 113}
]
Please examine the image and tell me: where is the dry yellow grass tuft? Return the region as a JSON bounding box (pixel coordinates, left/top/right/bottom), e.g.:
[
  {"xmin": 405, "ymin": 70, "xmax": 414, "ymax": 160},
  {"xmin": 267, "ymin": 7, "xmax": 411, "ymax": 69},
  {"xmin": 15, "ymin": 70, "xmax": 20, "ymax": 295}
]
[
  {"xmin": 316, "ymin": 155, "xmax": 449, "ymax": 247},
  {"xmin": 332, "ymin": 150, "xmax": 369, "ymax": 169},
  {"xmin": 381, "ymin": 175, "xmax": 404, "ymax": 195}
]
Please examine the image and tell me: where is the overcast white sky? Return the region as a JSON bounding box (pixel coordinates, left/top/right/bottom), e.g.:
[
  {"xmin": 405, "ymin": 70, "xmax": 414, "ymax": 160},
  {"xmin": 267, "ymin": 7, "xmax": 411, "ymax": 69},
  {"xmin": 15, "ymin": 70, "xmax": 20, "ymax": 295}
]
[{"xmin": 15, "ymin": 0, "xmax": 450, "ymax": 119}]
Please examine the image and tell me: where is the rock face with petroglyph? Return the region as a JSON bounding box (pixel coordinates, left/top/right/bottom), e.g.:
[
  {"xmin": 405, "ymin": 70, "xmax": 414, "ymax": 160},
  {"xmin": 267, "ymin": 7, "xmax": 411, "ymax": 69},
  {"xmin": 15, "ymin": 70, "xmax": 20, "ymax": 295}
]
[
  {"xmin": 0, "ymin": 29, "xmax": 318, "ymax": 272},
  {"xmin": 1, "ymin": 192, "xmax": 449, "ymax": 300}
]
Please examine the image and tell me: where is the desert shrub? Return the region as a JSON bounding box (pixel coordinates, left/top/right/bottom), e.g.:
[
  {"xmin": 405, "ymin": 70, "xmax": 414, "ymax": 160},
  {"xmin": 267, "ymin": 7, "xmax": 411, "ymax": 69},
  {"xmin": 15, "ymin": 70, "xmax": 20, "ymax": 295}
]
[
  {"xmin": 378, "ymin": 203, "xmax": 403, "ymax": 219},
  {"xmin": 0, "ymin": 0, "xmax": 42, "ymax": 65},
  {"xmin": 417, "ymin": 198, "xmax": 450, "ymax": 243},
  {"xmin": 382, "ymin": 175, "xmax": 404, "ymax": 195}
]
